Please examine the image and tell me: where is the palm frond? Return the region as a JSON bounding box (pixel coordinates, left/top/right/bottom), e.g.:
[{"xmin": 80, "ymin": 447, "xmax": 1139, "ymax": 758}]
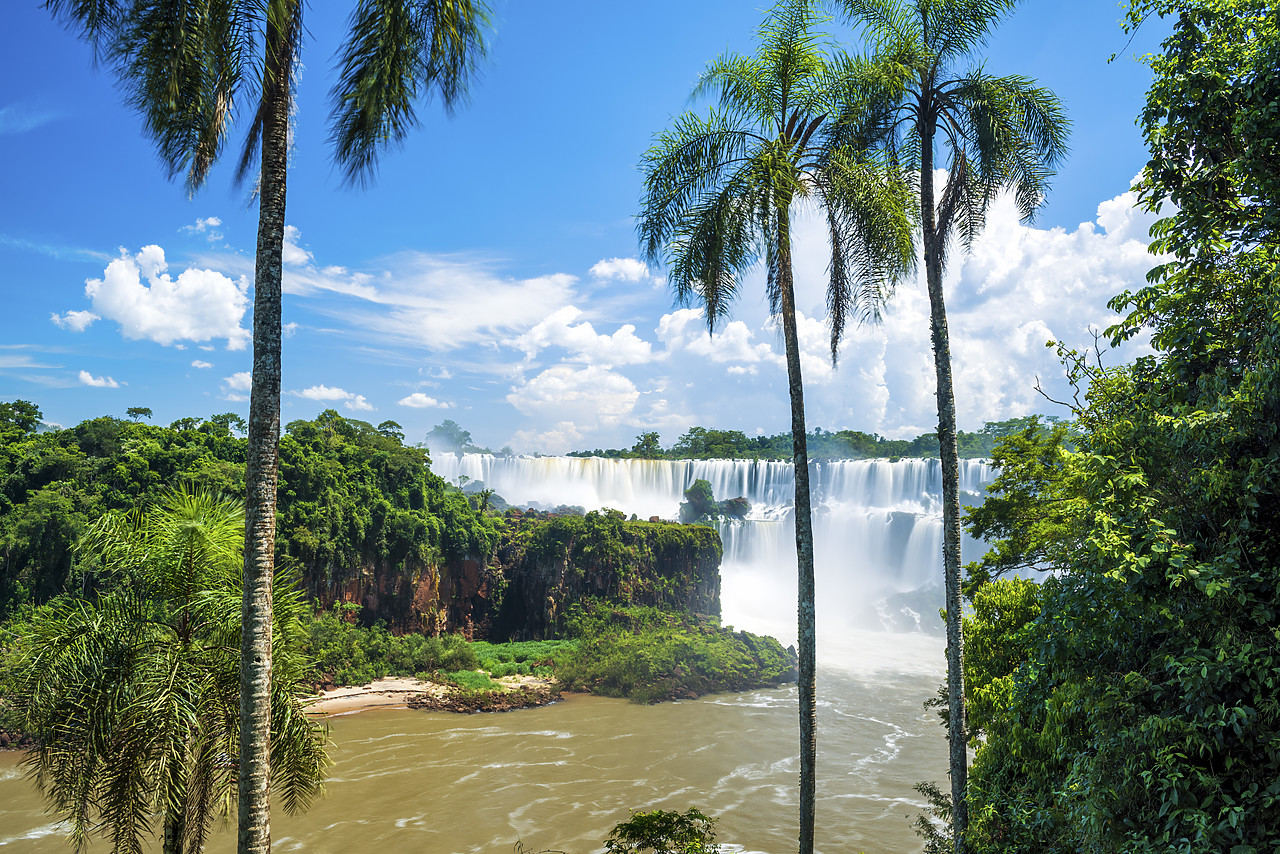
[
  {"xmin": 330, "ymin": 0, "xmax": 490, "ymax": 186},
  {"xmin": 638, "ymin": 110, "xmax": 760, "ymax": 266},
  {"xmin": 925, "ymin": 0, "xmax": 1017, "ymax": 63}
]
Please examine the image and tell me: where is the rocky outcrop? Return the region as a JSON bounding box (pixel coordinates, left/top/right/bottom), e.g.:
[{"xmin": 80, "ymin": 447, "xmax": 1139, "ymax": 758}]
[
  {"xmin": 489, "ymin": 510, "xmax": 722, "ymax": 639},
  {"xmin": 299, "ymin": 510, "xmax": 723, "ymax": 641}
]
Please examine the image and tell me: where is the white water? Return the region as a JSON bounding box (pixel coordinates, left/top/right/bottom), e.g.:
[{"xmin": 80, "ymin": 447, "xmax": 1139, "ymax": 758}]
[{"xmin": 434, "ymin": 454, "xmax": 994, "ymax": 645}]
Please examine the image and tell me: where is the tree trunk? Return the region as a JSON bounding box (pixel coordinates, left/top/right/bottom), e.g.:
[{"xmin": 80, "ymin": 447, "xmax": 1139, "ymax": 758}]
[
  {"xmin": 238, "ymin": 4, "xmax": 293, "ymax": 851},
  {"xmin": 776, "ymin": 202, "xmax": 818, "ymax": 854},
  {"xmin": 920, "ymin": 127, "xmax": 969, "ymax": 854},
  {"xmin": 163, "ymin": 808, "xmax": 184, "ymax": 854}
]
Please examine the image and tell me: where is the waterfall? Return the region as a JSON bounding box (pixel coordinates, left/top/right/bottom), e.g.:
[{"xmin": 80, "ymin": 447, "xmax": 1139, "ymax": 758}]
[{"xmin": 433, "ymin": 453, "xmax": 994, "ymax": 643}]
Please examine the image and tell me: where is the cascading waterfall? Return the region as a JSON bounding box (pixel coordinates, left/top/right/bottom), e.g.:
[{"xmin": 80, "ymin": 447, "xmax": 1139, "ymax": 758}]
[{"xmin": 434, "ymin": 453, "xmax": 994, "ymax": 645}]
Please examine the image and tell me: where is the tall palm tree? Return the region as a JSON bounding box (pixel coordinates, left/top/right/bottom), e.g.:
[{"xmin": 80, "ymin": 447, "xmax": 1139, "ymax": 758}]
[
  {"xmin": 830, "ymin": 1, "xmax": 1069, "ymax": 849},
  {"xmin": 639, "ymin": 4, "xmax": 914, "ymax": 851},
  {"xmin": 6, "ymin": 488, "xmax": 327, "ymax": 854},
  {"xmin": 45, "ymin": 3, "xmax": 490, "ymax": 850}
]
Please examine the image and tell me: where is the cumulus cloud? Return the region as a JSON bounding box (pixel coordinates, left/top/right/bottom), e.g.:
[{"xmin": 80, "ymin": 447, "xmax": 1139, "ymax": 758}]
[
  {"xmin": 191, "ymin": 360, "xmax": 213, "ymax": 369},
  {"xmin": 507, "ymin": 364, "xmax": 640, "ymax": 428},
  {"xmin": 51, "ymin": 309, "xmax": 99, "ymax": 332},
  {"xmin": 777, "ymin": 185, "xmax": 1161, "ymax": 436},
  {"xmin": 512, "ymin": 306, "xmax": 653, "ymax": 367},
  {"xmin": 222, "ymin": 371, "xmax": 251, "ymax": 402},
  {"xmin": 77, "ymin": 246, "xmax": 249, "ymax": 349},
  {"xmin": 657, "ymin": 308, "xmax": 779, "ymax": 365},
  {"xmin": 398, "ymin": 393, "xmax": 453, "ymax": 409},
  {"xmin": 282, "ymin": 225, "xmax": 312, "ymax": 266},
  {"xmin": 79, "ymin": 370, "xmax": 119, "ymax": 388},
  {"xmin": 290, "ymin": 385, "xmax": 376, "ymax": 412},
  {"xmin": 295, "ymin": 384, "xmax": 352, "ymax": 401},
  {"xmin": 181, "ymin": 216, "xmax": 223, "ymax": 242},
  {"xmin": 589, "ymin": 257, "xmax": 650, "ymax": 282}
]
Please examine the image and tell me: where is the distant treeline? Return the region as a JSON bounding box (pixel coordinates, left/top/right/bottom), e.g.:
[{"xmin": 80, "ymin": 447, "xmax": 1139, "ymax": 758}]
[{"xmin": 568, "ymin": 416, "xmax": 1058, "ymax": 461}]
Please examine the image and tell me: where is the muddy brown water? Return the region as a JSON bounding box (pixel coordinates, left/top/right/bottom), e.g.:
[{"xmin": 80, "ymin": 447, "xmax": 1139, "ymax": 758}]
[{"xmin": 0, "ymin": 632, "xmax": 946, "ymax": 853}]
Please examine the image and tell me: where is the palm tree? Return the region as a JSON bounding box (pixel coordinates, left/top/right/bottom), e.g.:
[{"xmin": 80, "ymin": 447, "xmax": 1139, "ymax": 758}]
[
  {"xmin": 45, "ymin": 3, "xmax": 489, "ymax": 849},
  {"xmin": 830, "ymin": 1, "xmax": 1069, "ymax": 849},
  {"xmin": 638, "ymin": 4, "xmax": 914, "ymax": 851},
  {"xmin": 5, "ymin": 488, "xmax": 327, "ymax": 854}
]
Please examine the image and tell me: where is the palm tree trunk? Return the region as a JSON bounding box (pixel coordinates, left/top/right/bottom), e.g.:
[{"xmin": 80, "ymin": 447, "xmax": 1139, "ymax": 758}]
[
  {"xmin": 163, "ymin": 809, "xmax": 184, "ymax": 854},
  {"xmin": 238, "ymin": 4, "xmax": 293, "ymax": 851},
  {"xmin": 920, "ymin": 130, "xmax": 969, "ymax": 854},
  {"xmin": 776, "ymin": 201, "xmax": 818, "ymax": 854}
]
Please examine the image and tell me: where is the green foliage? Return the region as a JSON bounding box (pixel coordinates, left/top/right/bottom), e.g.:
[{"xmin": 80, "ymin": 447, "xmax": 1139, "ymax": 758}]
[
  {"xmin": 961, "ymin": 418, "xmax": 1082, "ymax": 589},
  {"xmin": 515, "ymin": 510, "xmax": 723, "ymax": 606},
  {"xmin": 0, "ymin": 488, "xmax": 327, "ymax": 853},
  {"xmin": 603, "ymin": 808, "xmax": 718, "ymax": 854},
  {"xmin": 959, "ymin": 5, "xmax": 1280, "ymax": 849},
  {"xmin": 0, "ymin": 408, "xmax": 499, "ymax": 618},
  {"xmin": 568, "ymin": 418, "xmax": 1048, "ymax": 461},
  {"xmin": 552, "ymin": 601, "xmax": 792, "ymax": 703},
  {"xmin": 303, "ymin": 610, "xmax": 575, "ymax": 686},
  {"xmin": 469, "ymin": 639, "xmax": 574, "ymax": 678},
  {"xmin": 678, "ymin": 479, "xmax": 751, "ymax": 524},
  {"xmin": 305, "ymin": 610, "xmax": 480, "ymax": 686},
  {"xmin": 442, "ymin": 669, "xmax": 499, "ymax": 691}
]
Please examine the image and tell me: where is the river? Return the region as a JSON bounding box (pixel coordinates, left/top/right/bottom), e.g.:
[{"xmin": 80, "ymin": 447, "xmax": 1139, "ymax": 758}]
[
  {"xmin": 1, "ymin": 456, "xmax": 981, "ymax": 852},
  {"xmin": 0, "ymin": 635, "xmax": 946, "ymax": 853}
]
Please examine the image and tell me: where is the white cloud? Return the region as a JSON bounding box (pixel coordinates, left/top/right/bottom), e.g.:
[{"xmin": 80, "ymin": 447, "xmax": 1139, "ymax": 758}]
[
  {"xmin": 589, "ymin": 257, "xmax": 650, "ymax": 282},
  {"xmin": 282, "ymin": 225, "xmax": 312, "ymax": 266},
  {"xmin": 508, "ymin": 420, "xmax": 586, "ymax": 455},
  {"xmin": 512, "ymin": 305, "xmax": 653, "ymax": 367},
  {"xmin": 295, "ymin": 384, "xmax": 353, "ymax": 401},
  {"xmin": 222, "ymin": 371, "xmax": 252, "ymax": 402},
  {"xmin": 79, "ymin": 370, "xmax": 119, "ymax": 388},
  {"xmin": 775, "ymin": 184, "xmax": 1160, "ymax": 436},
  {"xmin": 507, "ymin": 364, "xmax": 639, "ymax": 429},
  {"xmin": 51, "ymin": 309, "xmax": 99, "ymax": 332},
  {"xmin": 290, "ymin": 384, "xmax": 376, "ymax": 412},
  {"xmin": 79, "ymin": 246, "xmax": 249, "ymax": 349},
  {"xmin": 191, "ymin": 360, "xmax": 213, "ymax": 369},
  {"xmin": 657, "ymin": 308, "xmax": 779, "ymax": 365},
  {"xmin": 181, "ymin": 216, "xmax": 223, "ymax": 242},
  {"xmin": 398, "ymin": 393, "xmax": 453, "ymax": 409},
  {"xmin": 0, "ymin": 104, "xmax": 60, "ymax": 135}
]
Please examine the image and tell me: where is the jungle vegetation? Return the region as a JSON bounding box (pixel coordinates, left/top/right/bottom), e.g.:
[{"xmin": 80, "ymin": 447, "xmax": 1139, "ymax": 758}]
[{"xmin": 920, "ymin": 0, "xmax": 1280, "ymax": 850}]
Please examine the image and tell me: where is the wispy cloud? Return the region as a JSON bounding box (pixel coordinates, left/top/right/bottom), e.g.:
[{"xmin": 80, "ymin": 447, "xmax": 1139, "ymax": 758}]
[
  {"xmin": 0, "ymin": 233, "xmax": 111, "ymax": 263},
  {"xmin": 0, "ymin": 104, "xmax": 61, "ymax": 135}
]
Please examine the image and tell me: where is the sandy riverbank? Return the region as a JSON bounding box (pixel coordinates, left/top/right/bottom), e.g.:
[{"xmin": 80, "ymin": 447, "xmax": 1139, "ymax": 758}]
[{"xmin": 303, "ymin": 674, "xmax": 561, "ymax": 716}]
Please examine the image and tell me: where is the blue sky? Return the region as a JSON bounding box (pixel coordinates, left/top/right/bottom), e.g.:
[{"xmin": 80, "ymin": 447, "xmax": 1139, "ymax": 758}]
[{"xmin": 0, "ymin": 1, "xmax": 1169, "ymax": 453}]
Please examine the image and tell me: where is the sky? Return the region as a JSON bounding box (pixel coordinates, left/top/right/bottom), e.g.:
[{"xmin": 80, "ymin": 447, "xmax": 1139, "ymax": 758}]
[{"xmin": 0, "ymin": 1, "xmax": 1171, "ymax": 454}]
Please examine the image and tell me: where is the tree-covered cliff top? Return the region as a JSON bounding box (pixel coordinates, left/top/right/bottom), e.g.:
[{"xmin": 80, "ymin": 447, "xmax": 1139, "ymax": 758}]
[
  {"xmin": 0, "ymin": 404, "xmax": 499, "ymax": 619},
  {"xmin": 567, "ymin": 416, "xmax": 1061, "ymax": 461}
]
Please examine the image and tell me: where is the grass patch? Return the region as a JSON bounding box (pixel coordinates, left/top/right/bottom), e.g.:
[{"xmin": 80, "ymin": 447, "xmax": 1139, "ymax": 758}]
[{"xmin": 551, "ymin": 600, "xmax": 793, "ymax": 703}]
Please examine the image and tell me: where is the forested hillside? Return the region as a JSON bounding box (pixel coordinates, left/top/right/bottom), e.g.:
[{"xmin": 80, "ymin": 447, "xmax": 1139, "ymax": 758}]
[
  {"xmin": 0, "ymin": 407, "xmax": 497, "ymax": 620},
  {"xmin": 947, "ymin": 1, "xmax": 1280, "ymax": 849}
]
